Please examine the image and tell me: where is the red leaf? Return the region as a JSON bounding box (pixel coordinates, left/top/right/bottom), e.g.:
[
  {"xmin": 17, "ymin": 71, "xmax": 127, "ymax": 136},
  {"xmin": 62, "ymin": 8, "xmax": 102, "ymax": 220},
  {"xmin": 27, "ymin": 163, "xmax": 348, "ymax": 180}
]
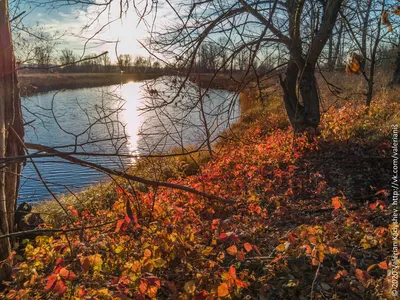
[
  {"xmin": 115, "ymin": 219, "xmax": 125, "ymax": 232},
  {"xmin": 236, "ymin": 251, "xmax": 245, "ymax": 262},
  {"xmin": 378, "ymin": 261, "xmax": 388, "ymax": 270},
  {"xmin": 55, "ymin": 257, "xmax": 63, "ymax": 266},
  {"xmin": 53, "ymin": 280, "xmax": 67, "ymax": 295},
  {"xmin": 45, "ymin": 274, "xmax": 58, "ymax": 293},
  {"xmin": 212, "ymin": 219, "xmax": 220, "ymax": 230},
  {"xmin": 71, "ymin": 209, "xmax": 78, "ymax": 216},
  {"xmin": 219, "ymin": 232, "xmax": 228, "ymax": 241},
  {"xmin": 124, "ymin": 215, "xmax": 131, "ymax": 224},
  {"xmin": 194, "ymin": 290, "xmax": 208, "ymax": 300},
  {"xmin": 288, "ymin": 232, "xmax": 298, "ymax": 244},
  {"xmin": 243, "ymin": 243, "xmax": 252, "ymax": 252}
]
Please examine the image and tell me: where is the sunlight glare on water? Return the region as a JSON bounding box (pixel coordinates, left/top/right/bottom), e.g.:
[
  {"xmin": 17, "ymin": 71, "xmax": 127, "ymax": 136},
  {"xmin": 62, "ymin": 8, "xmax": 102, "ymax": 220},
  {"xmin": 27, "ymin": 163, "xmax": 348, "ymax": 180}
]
[{"xmin": 19, "ymin": 78, "xmax": 238, "ymax": 203}]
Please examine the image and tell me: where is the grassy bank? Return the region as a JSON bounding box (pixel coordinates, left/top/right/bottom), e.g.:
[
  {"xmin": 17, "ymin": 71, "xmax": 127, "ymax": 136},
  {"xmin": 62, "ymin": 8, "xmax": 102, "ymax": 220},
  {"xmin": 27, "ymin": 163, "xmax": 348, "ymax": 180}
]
[
  {"xmin": 2, "ymin": 80, "xmax": 400, "ymax": 299},
  {"xmin": 18, "ymin": 73, "xmax": 163, "ymax": 96}
]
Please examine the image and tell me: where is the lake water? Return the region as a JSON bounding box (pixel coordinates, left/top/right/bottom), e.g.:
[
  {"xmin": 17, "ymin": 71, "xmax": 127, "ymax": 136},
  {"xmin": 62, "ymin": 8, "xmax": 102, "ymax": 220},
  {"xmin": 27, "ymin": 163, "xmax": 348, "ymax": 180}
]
[{"xmin": 20, "ymin": 77, "xmax": 239, "ymax": 203}]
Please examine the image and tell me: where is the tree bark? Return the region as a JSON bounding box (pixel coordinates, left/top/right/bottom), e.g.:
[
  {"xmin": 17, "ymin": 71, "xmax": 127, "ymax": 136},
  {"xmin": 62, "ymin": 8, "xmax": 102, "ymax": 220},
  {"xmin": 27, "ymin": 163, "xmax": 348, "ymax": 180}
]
[
  {"xmin": 390, "ymin": 51, "xmax": 400, "ymax": 85},
  {"xmin": 0, "ymin": 0, "xmax": 24, "ymax": 263},
  {"xmin": 280, "ymin": 62, "xmax": 320, "ymax": 131}
]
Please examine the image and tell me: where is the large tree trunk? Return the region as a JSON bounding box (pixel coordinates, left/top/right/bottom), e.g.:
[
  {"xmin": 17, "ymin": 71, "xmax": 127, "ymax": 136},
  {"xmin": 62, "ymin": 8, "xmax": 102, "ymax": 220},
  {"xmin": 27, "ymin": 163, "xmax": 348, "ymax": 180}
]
[
  {"xmin": 299, "ymin": 64, "xmax": 320, "ymax": 128},
  {"xmin": 0, "ymin": 0, "xmax": 24, "ymax": 264},
  {"xmin": 280, "ymin": 62, "xmax": 320, "ymax": 131}
]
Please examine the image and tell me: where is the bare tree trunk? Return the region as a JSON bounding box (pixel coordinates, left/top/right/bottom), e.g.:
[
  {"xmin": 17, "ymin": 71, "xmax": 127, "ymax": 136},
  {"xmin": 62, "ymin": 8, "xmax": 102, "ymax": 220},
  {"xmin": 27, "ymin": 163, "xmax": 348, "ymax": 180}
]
[
  {"xmin": 280, "ymin": 62, "xmax": 320, "ymax": 131},
  {"xmin": 0, "ymin": 0, "xmax": 24, "ymax": 263},
  {"xmin": 361, "ymin": 0, "xmax": 372, "ymax": 57},
  {"xmin": 333, "ymin": 21, "xmax": 343, "ymax": 68},
  {"xmin": 390, "ymin": 51, "xmax": 400, "ymax": 85},
  {"xmin": 328, "ymin": 35, "xmax": 334, "ymax": 70},
  {"xmin": 299, "ymin": 64, "xmax": 320, "ymax": 127},
  {"xmin": 366, "ymin": 0, "xmax": 383, "ymax": 106}
]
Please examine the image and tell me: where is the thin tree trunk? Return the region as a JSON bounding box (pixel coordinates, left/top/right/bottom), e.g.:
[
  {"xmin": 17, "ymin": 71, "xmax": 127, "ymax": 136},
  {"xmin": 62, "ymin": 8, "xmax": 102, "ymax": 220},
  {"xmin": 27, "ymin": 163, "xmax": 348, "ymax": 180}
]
[
  {"xmin": 0, "ymin": 0, "xmax": 24, "ymax": 263},
  {"xmin": 328, "ymin": 35, "xmax": 334, "ymax": 70},
  {"xmin": 366, "ymin": 0, "xmax": 383, "ymax": 106},
  {"xmin": 390, "ymin": 52, "xmax": 400, "ymax": 85},
  {"xmin": 333, "ymin": 21, "xmax": 343, "ymax": 68}
]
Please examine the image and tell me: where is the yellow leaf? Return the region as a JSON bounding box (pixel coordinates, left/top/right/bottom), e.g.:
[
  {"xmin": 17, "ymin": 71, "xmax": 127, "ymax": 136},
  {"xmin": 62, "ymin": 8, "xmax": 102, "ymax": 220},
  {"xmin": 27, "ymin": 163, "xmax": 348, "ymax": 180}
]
[
  {"xmin": 276, "ymin": 244, "xmax": 286, "ymax": 252},
  {"xmin": 202, "ymin": 246, "xmax": 213, "ymax": 256},
  {"xmin": 184, "ymin": 281, "xmax": 196, "ymax": 295}
]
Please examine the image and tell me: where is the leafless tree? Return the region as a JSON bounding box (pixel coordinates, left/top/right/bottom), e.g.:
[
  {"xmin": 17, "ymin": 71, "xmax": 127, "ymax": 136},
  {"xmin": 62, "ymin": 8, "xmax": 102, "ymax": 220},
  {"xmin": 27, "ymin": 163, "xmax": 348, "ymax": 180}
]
[
  {"xmin": 341, "ymin": 0, "xmax": 399, "ymax": 105},
  {"xmin": 59, "ymin": 49, "xmax": 76, "ymax": 66},
  {"xmin": 147, "ymin": 0, "xmax": 345, "ymax": 131}
]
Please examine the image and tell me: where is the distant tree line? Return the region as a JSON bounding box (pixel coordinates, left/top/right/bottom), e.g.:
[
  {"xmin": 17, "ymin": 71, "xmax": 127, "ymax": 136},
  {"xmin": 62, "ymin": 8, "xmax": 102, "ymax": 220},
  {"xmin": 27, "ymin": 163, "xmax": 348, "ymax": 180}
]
[{"xmin": 20, "ymin": 47, "xmax": 165, "ymax": 74}]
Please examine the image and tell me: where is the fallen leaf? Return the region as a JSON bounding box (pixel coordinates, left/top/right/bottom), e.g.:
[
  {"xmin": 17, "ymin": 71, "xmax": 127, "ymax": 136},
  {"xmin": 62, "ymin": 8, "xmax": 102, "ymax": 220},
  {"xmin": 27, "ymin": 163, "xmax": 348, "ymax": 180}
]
[
  {"xmin": 226, "ymin": 245, "xmax": 237, "ymax": 256},
  {"xmin": 217, "ymin": 282, "xmax": 229, "ymax": 297}
]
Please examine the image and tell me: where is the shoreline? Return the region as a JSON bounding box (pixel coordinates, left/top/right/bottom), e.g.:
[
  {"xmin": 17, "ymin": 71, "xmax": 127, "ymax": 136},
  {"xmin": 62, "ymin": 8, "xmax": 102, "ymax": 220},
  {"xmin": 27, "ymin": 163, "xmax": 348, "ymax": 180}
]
[
  {"xmin": 18, "ymin": 72, "xmax": 163, "ymax": 96},
  {"xmin": 18, "ymin": 72, "xmax": 244, "ymax": 97}
]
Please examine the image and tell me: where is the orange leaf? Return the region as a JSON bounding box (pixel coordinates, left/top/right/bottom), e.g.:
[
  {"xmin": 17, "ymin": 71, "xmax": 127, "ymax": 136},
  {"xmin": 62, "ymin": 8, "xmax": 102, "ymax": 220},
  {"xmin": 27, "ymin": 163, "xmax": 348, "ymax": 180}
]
[
  {"xmin": 59, "ymin": 268, "xmax": 76, "ymax": 280},
  {"xmin": 332, "ymin": 197, "xmax": 341, "ymax": 210},
  {"xmin": 378, "ymin": 261, "xmax": 388, "ymax": 270},
  {"xmin": 138, "ymin": 279, "xmax": 148, "ymax": 295},
  {"xmin": 144, "ymin": 249, "xmax": 152, "ymax": 258},
  {"xmin": 228, "ymin": 266, "xmax": 236, "ymax": 278},
  {"xmin": 226, "ymin": 245, "xmax": 237, "ymax": 256},
  {"xmin": 217, "ymin": 282, "xmax": 229, "ymax": 297},
  {"xmin": 367, "ymin": 264, "xmax": 376, "ymax": 272},
  {"xmin": 243, "ymin": 243, "xmax": 252, "ymax": 252},
  {"xmin": 334, "ymin": 270, "xmax": 348, "ymax": 279},
  {"xmin": 115, "ymin": 219, "xmax": 125, "ymax": 232},
  {"xmin": 355, "ymin": 269, "xmax": 364, "ymax": 281},
  {"xmin": 78, "ymin": 286, "xmax": 85, "ymax": 297}
]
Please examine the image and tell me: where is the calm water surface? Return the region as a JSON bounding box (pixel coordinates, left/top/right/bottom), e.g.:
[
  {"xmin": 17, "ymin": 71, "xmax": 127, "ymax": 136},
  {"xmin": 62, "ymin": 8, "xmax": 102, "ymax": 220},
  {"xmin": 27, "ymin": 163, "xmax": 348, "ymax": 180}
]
[{"xmin": 20, "ymin": 78, "xmax": 238, "ymax": 203}]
